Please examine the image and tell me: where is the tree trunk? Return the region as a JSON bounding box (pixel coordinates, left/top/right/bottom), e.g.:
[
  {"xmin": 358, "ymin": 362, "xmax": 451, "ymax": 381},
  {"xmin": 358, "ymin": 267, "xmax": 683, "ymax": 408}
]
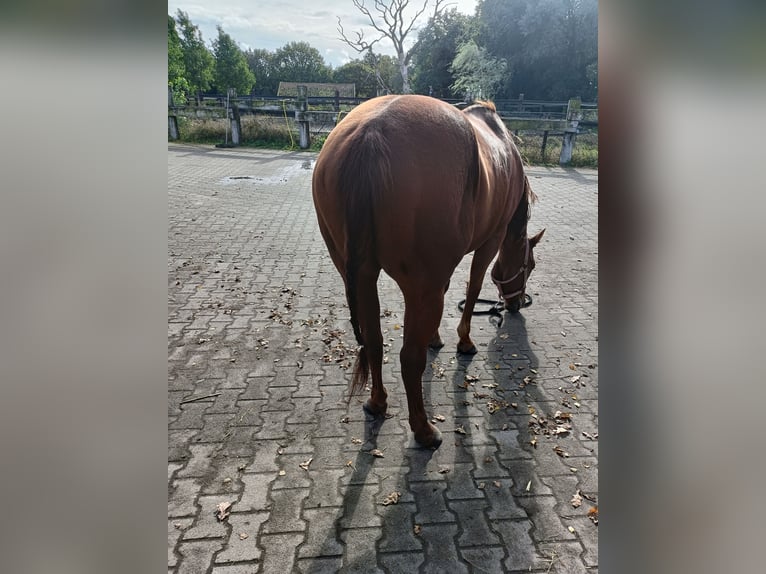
[{"xmin": 398, "ymin": 53, "xmax": 411, "ymax": 94}]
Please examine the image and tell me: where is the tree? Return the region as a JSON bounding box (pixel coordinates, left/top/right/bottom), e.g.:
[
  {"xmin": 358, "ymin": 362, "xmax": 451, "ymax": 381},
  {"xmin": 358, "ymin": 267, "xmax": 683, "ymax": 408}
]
[
  {"xmin": 245, "ymin": 48, "xmax": 278, "ymax": 95},
  {"xmin": 450, "ymin": 40, "xmax": 508, "ymax": 101},
  {"xmin": 272, "ymin": 42, "xmax": 332, "ymax": 84},
  {"xmin": 168, "ymin": 15, "xmax": 190, "ymax": 103},
  {"xmin": 337, "ymin": 0, "xmax": 449, "ymax": 94},
  {"xmin": 212, "ymin": 26, "xmax": 255, "ymax": 95},
  {"xmin": 175, "ymin": 10, "xmax": 215, "ymax": 103},
  {"xmin": 333, "ymin": 59, "xmax": 378, "ymax": 98},
  {"xmin": 410, "ymin": 8, "xmax": 475, "ymax": 97},
  {"xmin": 476, "ymin": 0, "xmax": 598, "ymax": 100}
]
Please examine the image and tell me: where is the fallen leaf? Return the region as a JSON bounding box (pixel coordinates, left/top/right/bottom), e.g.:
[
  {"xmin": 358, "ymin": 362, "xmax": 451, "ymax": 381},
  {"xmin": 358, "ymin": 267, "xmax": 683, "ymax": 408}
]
[
  {"xmin": 370, "ymin": 449, "xmax": 384, "ymax": 458},
  {"xmin": 222, "ymin": 477, "xmax": 232, "ymax": 485},
  {"xmin": 569, "ymin": 363, "xmax": 576, "ymax": 370},
  {"xmin": 393, "ymin": 324, "xmax": 401, "ymax": 330},
  {"xmin": 345, "ymin": 460, "xmax": 355, "ymax": 470},
  {"xmin": 528, "ymin": 405, "xmax": 536, "ymax": 415},
  {"xmin": 433, "ymin": 414, "xmax": 446, "ymax": 422},
  {"xmin": 278, "ymin": 470, "xmax": 286, "ymax": 476},
  {"xmin": 553, "ymin": 446, "xmax": 570, "ymax": 458},
  {"xmin": 381, "ymin": 491, "xmax": 401, "ymax": 506},
  {"xmin": 493, "ymin": 481, "xmax": 501, "ymax": 488},
  {"xmin": 464, "ymin": 374, "xmax": 479, "ymax": 383},
  {"xmin": 554, "ymin": 411, "xmax": 572, "ymax": 421},
  {"xmin": 553, "ymin": 426, "xmax": 571, "ymax": 436},
  {"xmin": 351, "ymin": 437, "xmax": 363, "ymax": 444},
  {"xmin": 438, "ymin": 466, "xmax": 451, "ymax": 474},
  {"xmin": 478, "ymin": 482, "xmax": 486, "ymax": 489},
  {"xmin": 570, "ymin": 467, "xmax": 578, "ymax": 473},
  {"xmin": 482, "ymin": 383, "xmax": 498, "ymax": 389},
  {"xmin": 484, "ymin": 456, "xmax": 494, "ymax": 463},
  {"xmin": 530, "ymin": 438, "xmax": 538, "ymax": 448},
  {"xmin": 414, "ymin": 524, "xmax": 422, "ymax": 535},
  {"xmin": 568, "ymin": 526, "xmax": 576, "ymax": 533},
  {"xmin": 215, "ymin": 501, "xmax": 233, "ymax": 522},
  {"xmin": 588, "ymin": 506, "xmax": 599, "ymax": 525},
  {"xmin": 340, "ymin": 416, "xmax": 349, "ymax": 424},
  {"xmin": 582, "ymin": 431, "xmax": 598, "ymax": 440},
  {"xmin": 454, "ymin": 425, "xmax": 466, "ymax": 435},
  {"xmin": 239, "ymin": 532, "xmax": 249, "ymax": 540},
  {"xmin": 277, "ymin": 447, "xmax": 284, "ymax": 455},
  {"xmin": 571, "ymin": 375, "xmax": 581, "ymax": 384},
  {"xmin": 525, "ymin": 480, "xmax": 532, "ymax": 492},
  {"xmin": 571, "ymin": 492, "xmax": 583, "ymax": 508},
  {"xmin": 510, "ymin": 402, "xmax": 518, "ymax": 409}
]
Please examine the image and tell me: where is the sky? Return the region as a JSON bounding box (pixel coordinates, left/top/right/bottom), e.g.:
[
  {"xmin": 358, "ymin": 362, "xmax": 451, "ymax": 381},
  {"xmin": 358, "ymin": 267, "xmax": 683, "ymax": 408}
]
[{"xmin": 168, "ymin": 0, "xmax": 479, "ymax": 68}]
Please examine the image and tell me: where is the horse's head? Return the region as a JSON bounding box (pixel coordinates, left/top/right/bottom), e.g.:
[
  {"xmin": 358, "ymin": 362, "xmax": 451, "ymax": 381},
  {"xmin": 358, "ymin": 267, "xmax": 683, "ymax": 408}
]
[{"xmin": 491, "ymin": 228, "xmax": 545, "ymax": 313}]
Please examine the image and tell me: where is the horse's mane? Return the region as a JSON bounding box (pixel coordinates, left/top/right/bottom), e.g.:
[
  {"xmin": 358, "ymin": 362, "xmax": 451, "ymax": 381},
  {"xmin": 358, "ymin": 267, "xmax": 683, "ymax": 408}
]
[{"xmin": 473, "ymin": 99, "xmax": 496, "ymax": 112}]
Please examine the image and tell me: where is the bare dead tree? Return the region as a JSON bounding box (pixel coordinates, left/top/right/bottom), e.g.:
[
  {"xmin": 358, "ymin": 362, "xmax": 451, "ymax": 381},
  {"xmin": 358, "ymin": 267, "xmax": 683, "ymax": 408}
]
[{"xmin": 338, "ymin": 0, "xmax": 450, "ymax": 94}]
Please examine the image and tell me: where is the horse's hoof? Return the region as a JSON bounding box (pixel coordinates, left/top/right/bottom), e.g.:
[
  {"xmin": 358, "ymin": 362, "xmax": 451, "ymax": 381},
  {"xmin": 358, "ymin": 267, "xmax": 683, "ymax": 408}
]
[
  {"xmin": 457, "ymin": 342, "xmax": 478, "ymax": 355},
  {"xmin": 363, "ymin": 400, "xmax": 387, "ymax": 418},
  {"xmin": 414, "ymin": 425, "xmax": 443, "ymax": 450},
  {"xmin": 428, "ymin": 337, "xmax": 445, "ymax": 350},
  {"xmin": 505, "ymin": 300, "xmax": 522, "ymax": 313}
]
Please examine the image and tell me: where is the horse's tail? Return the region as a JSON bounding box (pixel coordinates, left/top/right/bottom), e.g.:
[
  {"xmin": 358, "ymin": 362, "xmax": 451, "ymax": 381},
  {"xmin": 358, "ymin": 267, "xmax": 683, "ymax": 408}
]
[{"xmin": 339, "ymin": 126, "xmax": 391, "ymax": 399}]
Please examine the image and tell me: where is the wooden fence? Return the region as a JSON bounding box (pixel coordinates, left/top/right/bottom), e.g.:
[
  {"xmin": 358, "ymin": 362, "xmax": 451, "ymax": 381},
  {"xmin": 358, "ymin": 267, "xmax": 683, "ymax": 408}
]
[{"xmin": 168, "ymin": 87, "xmax": 597, "ymax": 165}]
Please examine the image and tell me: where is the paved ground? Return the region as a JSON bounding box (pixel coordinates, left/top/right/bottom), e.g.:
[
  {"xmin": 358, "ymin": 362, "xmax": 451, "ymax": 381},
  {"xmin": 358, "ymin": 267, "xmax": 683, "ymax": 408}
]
[{"xmin": 168, "ymin": 144, "xmax": 598, "ymax": 573}]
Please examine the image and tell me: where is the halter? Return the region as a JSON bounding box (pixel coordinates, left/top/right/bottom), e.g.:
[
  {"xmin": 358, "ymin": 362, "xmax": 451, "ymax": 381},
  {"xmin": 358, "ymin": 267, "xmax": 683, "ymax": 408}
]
[{"xmin": 491, "ymin": 239, "xmax": 529, "ymax": 301}]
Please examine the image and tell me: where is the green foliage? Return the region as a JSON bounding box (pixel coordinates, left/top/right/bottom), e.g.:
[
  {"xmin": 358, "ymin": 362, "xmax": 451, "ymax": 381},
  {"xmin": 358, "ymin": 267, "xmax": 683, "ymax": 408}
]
[
  {"xmin": 272, "ymin": 42, "xmax": 333, "ymax": 84},
  {"xmin": 333, "ymin": 60, "xmax": 377, "ymax": 98},
  {"xmin": 212, "ymin": 26, "xmax": 256, "ymax": 95},
  {"xmin": 175, "ymin": 10, "xmax": 215, "ymax": 102},
  {"xmin": 245, "ymin": 49, "xmax": 278, "ymax": 96},
  {"xmin": 450, "ymin": 41, "xmax": 508, "ymax": 101},
  {"xmin": 410, "ymin": 8, "xmax": 474, "ymax": 98},
  {"xmin": 476, "ymin": 0, "xmax": 598, "ymax": 100},
  {"xmin": 168, "ymin": 16, "xmax": 190, "ymax": 103}
]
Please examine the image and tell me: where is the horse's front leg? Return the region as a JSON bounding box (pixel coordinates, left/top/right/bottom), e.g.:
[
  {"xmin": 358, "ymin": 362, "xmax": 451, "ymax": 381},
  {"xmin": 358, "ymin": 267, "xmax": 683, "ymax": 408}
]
[{"xmin": 457, "ymin": 240, "xmax": 503, "ymax": 354}]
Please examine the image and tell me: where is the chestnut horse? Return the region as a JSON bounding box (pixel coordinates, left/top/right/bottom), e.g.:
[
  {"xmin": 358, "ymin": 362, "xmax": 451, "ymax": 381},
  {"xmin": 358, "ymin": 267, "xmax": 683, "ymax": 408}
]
[{"xmin": 312, "ymin": 95, "xmax": 544, "ymax": 448}]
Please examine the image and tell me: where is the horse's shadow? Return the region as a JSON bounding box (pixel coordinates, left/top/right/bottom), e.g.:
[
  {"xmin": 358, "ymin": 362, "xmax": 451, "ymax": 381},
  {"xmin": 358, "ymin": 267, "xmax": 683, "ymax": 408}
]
[{"xmin": 301, "ymin": 308, "xmax": 553, "ymax": 572}]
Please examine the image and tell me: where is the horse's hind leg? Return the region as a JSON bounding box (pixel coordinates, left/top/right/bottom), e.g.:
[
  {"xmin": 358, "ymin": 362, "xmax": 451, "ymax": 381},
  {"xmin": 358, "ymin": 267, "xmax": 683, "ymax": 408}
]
[
  {"xmin": 428, "ymin": 279, "xmax": 450, "ymax": 350},
  {"xmin": 357, "ymin": 268, "xmax": 388, "ymax": 416},
  {"xmin": 401, "ymin": 286, "xmax": 445, "ymax": 448},
  {"xmin": 457, "ymin": 237, "xmax": 504, "ymax": 354}
]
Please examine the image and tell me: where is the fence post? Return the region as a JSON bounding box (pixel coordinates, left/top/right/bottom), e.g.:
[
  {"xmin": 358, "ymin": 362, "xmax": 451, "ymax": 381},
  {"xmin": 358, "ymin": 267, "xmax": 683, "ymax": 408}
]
[
  {"xmin": 168, "ymin": 86, "xmax": 179, "ymax": 140},
  {"xmin": 541, "ymin": 130, "xmax": 549, "ymax": 163},
  {"xmin": 229, "ymin": 88, "xmax": 241, "ymax": 146},
  {"xmin": 296, "ymin": 85, "xmax": 310, "ymax": 149},
  {"xmin": 559, "ymin": 98, "xmax": 582, "ymax": 165},
  {"xmin": 334, "ymin": 89, "xmax": 340, "ymax": 112}
]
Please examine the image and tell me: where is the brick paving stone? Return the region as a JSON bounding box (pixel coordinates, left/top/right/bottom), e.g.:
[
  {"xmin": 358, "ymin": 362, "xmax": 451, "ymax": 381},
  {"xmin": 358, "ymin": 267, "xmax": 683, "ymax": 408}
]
[
  {"xmin": 339, "ymin": 527, "xmax": 384, "ymax": 574},
  {"xmin": 176, "ymin": 539, "xmax": 224, "ymax": 574},
  {"xmin": 459, "ymin": 546, "xmax": 507, "ymax": 573},
  {"xmin": 168, "ymin": 147, "xmax": 597, "ymax": 573},
  {"xmin": 262, "ymin": 488, "xmax": 309, "ymax": 534},
  {"xmin": 215, "ymin": 511, "xmax": 270, "ymax": 565},
  {"xmin": 168, "ymin": 518, "xmax": 193, "ymax": 568},
  {"xmin": 418, "ymin": 523, "xmax": 469, "ymax": 574},
  {"xmin": 168, "ymin": 477, "xmax": 203, "ymax": 518},
  {"xmin": 378, "ymin": 551, "xmax": 424, "ymax": 574},
  {"xmin": 259, "ymin": 533, "xmax": 304, "ymax": 573}
]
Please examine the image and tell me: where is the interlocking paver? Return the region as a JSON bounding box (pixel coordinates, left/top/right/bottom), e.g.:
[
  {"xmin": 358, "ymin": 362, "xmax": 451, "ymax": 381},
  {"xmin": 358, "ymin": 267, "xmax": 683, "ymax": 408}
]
[{"xmin": 168, "ymin": 144, "xmax": 597, "ymax": 572}]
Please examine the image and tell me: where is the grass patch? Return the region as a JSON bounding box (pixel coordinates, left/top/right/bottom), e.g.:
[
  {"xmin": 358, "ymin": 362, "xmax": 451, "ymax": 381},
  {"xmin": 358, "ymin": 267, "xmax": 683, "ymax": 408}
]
[{"xmin": 173, "ymin": 115, "xmax": 597, "ymax": 168}]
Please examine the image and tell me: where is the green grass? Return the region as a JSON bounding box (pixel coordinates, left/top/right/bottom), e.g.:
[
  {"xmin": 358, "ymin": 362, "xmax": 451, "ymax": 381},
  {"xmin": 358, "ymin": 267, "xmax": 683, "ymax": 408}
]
[{"xmin": 173, "ymin": 116, "xmax": 598, "ymax": 167}]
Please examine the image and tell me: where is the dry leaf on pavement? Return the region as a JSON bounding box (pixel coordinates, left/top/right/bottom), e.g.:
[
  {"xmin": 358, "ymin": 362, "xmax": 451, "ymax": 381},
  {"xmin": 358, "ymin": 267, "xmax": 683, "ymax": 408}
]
[
  {"xmin": 381, "ymin": 491, "xmax": 401, "ymax": 506},
  {"xmin": 215, "ymin": 501, "xmax": 233, "ymax": 522},
  {"xmin": 299, "ymin": 457, "xmax": 313, "ymax": 470}
]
